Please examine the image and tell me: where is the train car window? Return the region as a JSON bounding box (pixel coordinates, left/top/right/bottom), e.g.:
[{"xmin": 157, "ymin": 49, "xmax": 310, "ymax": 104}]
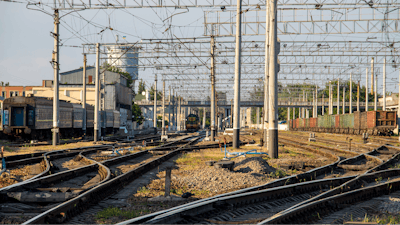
[{"xmin": 3, "ymin": 110, "xmax": 9, "ymax": 125}]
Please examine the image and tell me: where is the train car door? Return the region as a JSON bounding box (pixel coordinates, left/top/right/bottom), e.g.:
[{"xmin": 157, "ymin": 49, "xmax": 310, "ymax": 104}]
[{"xmin": 11, "ymin": 107, "xmax": 24, "ymax": 126}]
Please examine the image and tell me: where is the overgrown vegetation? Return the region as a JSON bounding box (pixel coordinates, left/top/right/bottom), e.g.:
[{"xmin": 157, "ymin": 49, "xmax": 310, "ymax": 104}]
[
  {"xmin": 132, "ymin": 103, "xmax": 144, "ymax": 125},
  {"xmin": 96, "ymin": 206, "xmax": 149, "ymax": 220},
  {"xmin": 360, "ymin": 213, "xmax": 400, "ymax": 224}
]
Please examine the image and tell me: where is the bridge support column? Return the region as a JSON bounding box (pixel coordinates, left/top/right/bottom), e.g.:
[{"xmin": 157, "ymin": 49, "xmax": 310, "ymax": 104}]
[
  {"xmin": 306, "ymin": 93, "xmax": 309, "ymax": 119},
  {"xmin": 293, "ymin": 107, "xmax": 295, "ymax": 119},
  {"xmin": 343, "ymin": 87, "xmax": 345, "ymax": 114},
  {"xmin": 246, "ymin": 108, "xmax": 252, "ymax": 128},
  {"xmin": 349, "ymin": 72, "xmax": 352, "ymax": 114}
]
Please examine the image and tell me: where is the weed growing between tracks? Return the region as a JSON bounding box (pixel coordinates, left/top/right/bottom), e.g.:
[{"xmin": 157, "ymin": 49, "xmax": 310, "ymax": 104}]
[
  {"xmin": 345, "ymin": 213, "xmax": 400, "ymax": 224},
  {"xmin": 95, "ymin": 206, "xmax": 150, "ymax": 223}
]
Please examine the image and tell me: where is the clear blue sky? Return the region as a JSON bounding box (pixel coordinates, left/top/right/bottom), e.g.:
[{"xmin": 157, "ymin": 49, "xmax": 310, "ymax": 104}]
[{"xmin": 1, "ymin": 2, "xmax": 399, "ymax": 96}]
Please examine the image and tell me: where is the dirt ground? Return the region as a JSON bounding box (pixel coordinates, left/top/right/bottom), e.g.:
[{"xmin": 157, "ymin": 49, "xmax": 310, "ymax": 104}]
[
  {"xmin": 1, "ymin": 130, "xmax": 371, "ymax": 224},
  {"xmin": 93, "ymin": 130, "xmax": 335, "ymax": 224}
]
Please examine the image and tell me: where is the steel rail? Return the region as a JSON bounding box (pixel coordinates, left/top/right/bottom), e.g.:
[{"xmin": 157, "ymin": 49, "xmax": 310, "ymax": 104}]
[{"xmin": 22, "ymin": 135, "xmax": 203, "ymax": 224}]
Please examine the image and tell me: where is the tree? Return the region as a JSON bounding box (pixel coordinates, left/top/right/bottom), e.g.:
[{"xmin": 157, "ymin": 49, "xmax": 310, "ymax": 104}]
[
  {"xmin": 319, "ymin": 80, "xmax": 377, "ymax": 113},
  {"xmin": 149, "ymin": 85, "xmax": 162, "ymax": 100},
  {"xmin": 102, "ymin": 63, "xmax": 133, "ymax": 88},
  {"xmin": 157, "ymin": 116, "xmax": 168, "ymax": 128},
  {"xmin": 132, "ymin": 103, "xmax": 144, "ymax": 125},
  {"xmin": 138, "ymin": 79, "xmax": 146, "ymax": 94}
]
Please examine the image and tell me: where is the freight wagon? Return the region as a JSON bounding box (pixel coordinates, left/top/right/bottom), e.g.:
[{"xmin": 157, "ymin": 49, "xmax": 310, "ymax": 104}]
[
  {"xmin": 289, "ymin": 111, "xmax": 397, "ymax": 136},
  {"xmin": 2, "ymin": 96, "xmax": 121, "ymax": 140}
]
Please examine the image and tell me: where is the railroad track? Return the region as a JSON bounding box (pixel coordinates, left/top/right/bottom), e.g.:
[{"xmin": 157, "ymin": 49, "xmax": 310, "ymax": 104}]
[
  {"xmin": 20, "ymin": 135, "xmax": 202, "ymax": 224},
  {"xmin": 115, "ymin": 139, "xmax": 400, "ymax": 224},
  {"xmin": 280, "ymin": 133, "xmax": 375, "ymax": 152},
  {"xmin": 1, "ymin": 132, "xmax": 161, "ymax": 148}
]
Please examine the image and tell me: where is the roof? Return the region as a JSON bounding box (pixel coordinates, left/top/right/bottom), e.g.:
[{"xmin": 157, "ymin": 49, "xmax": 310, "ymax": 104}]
[
  {"xmin": 60, "ymin": 66, "xmax": 128, "ymax": 80},
  {"xmin": 134, "ymin": 94, "xmax": 146, "ymax": 101},
  {"xmin": 60, "ymin": 66, "xmax": 95, "ymax": 76}
]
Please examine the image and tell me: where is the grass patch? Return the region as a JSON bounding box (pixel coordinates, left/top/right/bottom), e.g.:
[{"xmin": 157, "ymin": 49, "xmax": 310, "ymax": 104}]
[
  {"xmin": 361, "ymin": 214, "xmax": 400, "ymax": 224},
  {"xmin": 268, "ymin": 169, "xmax": 287, "ymax": 178},
  {"xmin": 96, "ymin": 206, "xmax": 149, "ymax": 220}
]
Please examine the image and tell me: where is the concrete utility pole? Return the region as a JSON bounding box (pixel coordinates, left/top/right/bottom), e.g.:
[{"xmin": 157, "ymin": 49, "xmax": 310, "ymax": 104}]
[
  {"xmin": 153, "ymin": 75, "xmax": 157, "ymax": 128},
  {"xmin": 357, "ymin": 81, "xmax": 360, "ymax": 111},
  {"xmin": 168, "ymin": 88, "xmax": 171, "ymax": 131},
  {"xmin": 302, "ymin": 90, "xmax": 305, "ymax": 118},
  {"xmin": 263, "ymin": 0, "xmax": 270, "ymax": 148},
  {"xmin": 256, "ymin": 108, "xmax": 260, "ymax": 128},
  {"xmin": 177, "ymin": 97, "xmax": 181, "ymax": 131},
  {"xmin": 329, "ymin": 81, "xmax": 332, "ymax": 114},
  {"xmin": 312, "ymin": 91, "xmax": 315, "ymax": 118},
  {"xmin": 202, "ymin": 107, "xmax": 206, "ymax": 129},
  {"xmin": 52, "ymin": 9, "xmax": 60, "ymax": 146},
  {"xmin": 162, "ymin": 80, "xmax": 165, "ymax": 135},
  {"xmin": 337, "ymin": 79, "xmax": 340, "ymax": 115},
  {"xmin": 349, "ymin": 73, "xmax": 352, "ymax": 114},
  {"xmin": 82, "ymin": 54, "xmax": 87, "ymax": 137},
  {"xmin": 287, "ymin": 107, "xmax": 290, "ymax": 122},
  {"xmin": 315, "ymin": 86, "xmax": 318, "ymax": 117},
  {"xmin": 230, "ymin": 99, "xmax": 233, "ymax": 126},
  {"xmin": 173, "ymin": 89, "xmax": 176, "ymax": 130},
  {"xmin": 94, "ymin": 43, "xmax": 100, "ymax": 142},
  {"xmin": 322, "ymin": 94, "xmax": 324, "ymax": 115},
  {"xmin": 383, "ymin": 58, "xmax": 386, "ymax": 111},
  {"xmin": 398, "ymin": 70, "xmax": 400, "ymax": 141},
  {"xmin": 374, "ymin": 73, "xmax": 377, "ymax": 111},
  {"xmin": 371, "ymin": 57, "xmax": 374, "ymax": 95},
  {"xmin": 268, "ymin": 0, "xmax": 279, "ymax": 159},
  {"xmin": 343, "ymin": 87, "xmax": 345, "ymax": 114},
  {"xmin": 210, "ymin": 35, "xmax": 216, "ymax": 141},
  {"xmin": 233, "ymin": 0, "xmax": 242, "ymax": 149},
  {"xmin": 366, "ymin": 68, "xmax": 369, "ymax": 112}
]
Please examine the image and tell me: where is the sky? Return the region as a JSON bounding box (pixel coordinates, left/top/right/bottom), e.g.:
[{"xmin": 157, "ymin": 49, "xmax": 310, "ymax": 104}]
[{"xmin": 1, "ymin": 1, "xmax": 399, "ymax": 98}]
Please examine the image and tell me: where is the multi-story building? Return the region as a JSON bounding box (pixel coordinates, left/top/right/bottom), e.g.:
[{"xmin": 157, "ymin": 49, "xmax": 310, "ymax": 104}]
[
  {"xmin": 32, "ymin": 67, "xmax": 133, "ymax": 128},
  {"xmin": 0, "ymin": 85, "xmax": 41, "ymax": 98}
]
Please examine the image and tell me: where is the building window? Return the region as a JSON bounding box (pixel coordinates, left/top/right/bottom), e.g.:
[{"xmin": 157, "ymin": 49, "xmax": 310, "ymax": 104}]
[
  {"xmin": 9, "ymin": 91, "xmax": 19, "ymax": 97},
  {"xmin": 22, "ymin": 91, "xmax": 25, "ymax": 96},
  {"xmin": 2, "ymin": 91, "xmax": 5, "ymax": 98}
]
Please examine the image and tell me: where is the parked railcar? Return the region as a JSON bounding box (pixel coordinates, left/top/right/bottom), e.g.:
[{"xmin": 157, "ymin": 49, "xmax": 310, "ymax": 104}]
[
  {"xmin": 289, "ymin": 110, "xmax": 396, "ymax": 135},
  {"xmin": 186, "ymin": 114, "xmax": 200, "ymax": 132},
  {"xmin": 2, "ymin": 96, "xmax": 122, "ymax": 140}
]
